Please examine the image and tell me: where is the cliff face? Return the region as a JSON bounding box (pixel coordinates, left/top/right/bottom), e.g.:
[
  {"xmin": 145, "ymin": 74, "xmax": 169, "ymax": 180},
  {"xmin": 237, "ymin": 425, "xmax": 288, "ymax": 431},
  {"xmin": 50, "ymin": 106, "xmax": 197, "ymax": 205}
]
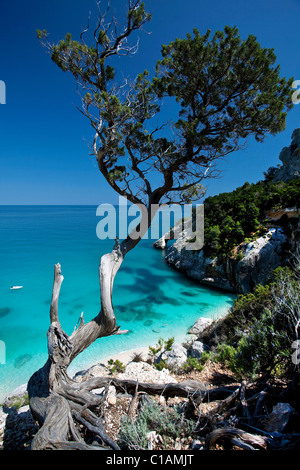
[
  {"xmin": 160, "ymin": 226, "xmax": 291, "ymax": 294},
  {"xmin": 154, "ymin": 130, "xmax": 300, "ymax": 294},
  {"xmin": 273, "ymin": 128, "xmax": 300, "ymax": 183}
]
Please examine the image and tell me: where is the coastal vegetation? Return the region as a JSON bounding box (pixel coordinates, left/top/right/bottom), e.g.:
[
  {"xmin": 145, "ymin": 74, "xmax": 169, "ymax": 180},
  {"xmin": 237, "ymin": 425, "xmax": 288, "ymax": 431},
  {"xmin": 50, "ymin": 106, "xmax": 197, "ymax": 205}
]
[
  {"xmin": 199, "ymin": 259, "xmax": 300, "ymax": 381},
  {"xmin": 203, "ymin": 177, "xmax": 300, "ymax": 258},
  {"xmin": 23, "ymin": 0, "xmax": 296, "ymax": 451}
]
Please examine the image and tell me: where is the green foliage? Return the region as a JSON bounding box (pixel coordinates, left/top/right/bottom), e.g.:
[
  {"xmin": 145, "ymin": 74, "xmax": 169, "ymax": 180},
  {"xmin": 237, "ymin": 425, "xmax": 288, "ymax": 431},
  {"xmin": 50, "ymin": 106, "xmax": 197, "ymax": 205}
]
[
  {"xmin": 214, "ymin": 344, "xmax": 237, "ymax": 368},
  {"xmin": 107, "ymin": 359, "xmax": 125, "ymax": 373},
  {"xmin": 203, "ymin": 178, "xmax": 300, "ymax": 258},
  {"xmin": 231, "ymin": 309, "xmax": 291, "ymax": 379},
  {"xmin": 213, "ymin": 264, "xmax": 300, "ymax": 380},
  {"xmin": 148, "ymin": 337, "xmax": 174, "ymax": 357},
  {"xmin": 155, "ymin": 25, "xmax": 293, "ymax": 149},
  {"xmin": 181, "ymin": 357, "xmax": 200, "ymax": 373},
  {"xmin": 118, "ymin": 397, "xmax": 194, "ymax": 449},
  {"xmin": 38, "ymin": 9, "xmax": 294, "ymax": 207},
  {"xmin": 154, "ymin": 359, "xmax": 169, "ymax": 371}
]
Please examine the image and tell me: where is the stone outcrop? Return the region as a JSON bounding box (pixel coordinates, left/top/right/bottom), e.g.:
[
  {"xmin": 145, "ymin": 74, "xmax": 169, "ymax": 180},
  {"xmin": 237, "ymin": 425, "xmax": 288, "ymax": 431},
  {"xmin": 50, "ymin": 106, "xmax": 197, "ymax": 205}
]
[
  {"xmin": 273, "ymin": 128, "xmax": 300, "ymax": 183},
  {"xmin": 188, "ymin": 341, "xmax": 208, "ymax": 359},
  {"xmin": 188, "ymin": 317, "xmax": 213, "ymax": 335},
  {"xmin": 118, "ymin": 361, "xmax": 177, "ymax": 384},
  {"xmin": 154, "ymin": 128, "xmax": 300, "ymax": 294},
  {"xmin": 158, "ymin": 227, "xmax": 288, "ymax": 294}
]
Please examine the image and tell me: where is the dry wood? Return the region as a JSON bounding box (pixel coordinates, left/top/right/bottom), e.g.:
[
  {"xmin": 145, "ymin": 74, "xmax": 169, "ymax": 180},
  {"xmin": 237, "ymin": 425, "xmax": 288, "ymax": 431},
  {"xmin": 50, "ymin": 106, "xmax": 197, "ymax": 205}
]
[
  {"xmin": 240, "ymin": 380, "xmax": 251, "ymax": 420},
  {"xmin": 250, "ymin": 390, "xmax": 268, "ymax": 425},
  {"xmin": 76, "ymin": 376, "xmax": 236, "ymax": 401},
  {"xmin": 205, "ymin": 427, "xmax": 268, "ymax": 450},
  {"xmin": 28, "ymin": 206, "xmax": 157, "ymax": 450},
  {"xmin": 127, "ymin": 380, "xmax": 140, "ymax": 419},
  {"xmin": 205, "ymin": 386, "xmax": 240, "ymax": 417}
]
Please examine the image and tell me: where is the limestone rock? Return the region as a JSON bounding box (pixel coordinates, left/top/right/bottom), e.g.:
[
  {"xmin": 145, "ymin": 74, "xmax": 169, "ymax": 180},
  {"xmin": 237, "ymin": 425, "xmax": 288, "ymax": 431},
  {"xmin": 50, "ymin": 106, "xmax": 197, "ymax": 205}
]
[
  {"xmin": 188, "ymin": 317, "xmax": 213, "ymax": 335},
  {"xmin": 262, "ymin": 402, "xmax": 296, "ymax": 433},
  {"xmin": 162, "ymin": 225, "xmax": 288, "ymax": 294},
  {"xmin": 188, "ymin": 341, "xmax": 208, "ymax": 359},
  {"xmin": 117, "ymin": 361, "xmax": 177, "ymax": 384},
  {"xmin": 164, "ymin": 342, "xmax": 188, "ymax": 370},
  {"xmin": 73, "ymin": 363, "xmax": 109, "ymax": 382},
  {"xmin": 235, "ymin": 228, "xmax": 287, "ymax": 293},
  {"xmin": 106, "ymin": 386, "xmax": 117, "ymax": 405},
  {"xmin": 3, "ymin": 383, "xmax": 28, "ymax": 408},
  {"xmin": 274, "ymin": 128, "xmax": 300, "ymax": 183}
]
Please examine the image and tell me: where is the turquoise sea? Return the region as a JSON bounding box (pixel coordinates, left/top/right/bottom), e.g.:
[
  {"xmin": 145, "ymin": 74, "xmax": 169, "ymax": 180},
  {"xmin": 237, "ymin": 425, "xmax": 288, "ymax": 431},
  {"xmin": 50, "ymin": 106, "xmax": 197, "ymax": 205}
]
[{"xmin": 0, "ymin": 206, "xmax": 235, "ymax": 402}]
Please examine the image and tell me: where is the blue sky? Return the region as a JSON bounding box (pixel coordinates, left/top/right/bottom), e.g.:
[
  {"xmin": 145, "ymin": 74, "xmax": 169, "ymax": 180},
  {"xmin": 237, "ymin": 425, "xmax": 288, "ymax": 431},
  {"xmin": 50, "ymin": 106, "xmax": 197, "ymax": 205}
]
[{"xmin": 0, "ymin": 0, "xmax": 300, "ymax": 205}]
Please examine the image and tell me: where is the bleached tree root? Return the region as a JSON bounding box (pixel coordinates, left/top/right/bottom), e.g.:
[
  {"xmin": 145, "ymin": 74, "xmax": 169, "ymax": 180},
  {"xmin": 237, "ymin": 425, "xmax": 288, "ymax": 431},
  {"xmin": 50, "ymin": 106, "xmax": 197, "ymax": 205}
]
[
  {"xmin": 28, "ymin": 256, "xmax": 126, "ymax": 450},
  {"xmin": 205, "ymin": 427, "xmax": 268, "ymax": 450}
]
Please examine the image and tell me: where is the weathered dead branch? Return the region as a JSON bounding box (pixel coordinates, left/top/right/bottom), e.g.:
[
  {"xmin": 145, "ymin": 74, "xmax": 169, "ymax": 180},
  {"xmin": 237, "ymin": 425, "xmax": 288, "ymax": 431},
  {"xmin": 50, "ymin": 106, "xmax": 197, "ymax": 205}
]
[{"xmin": 205, "ymin": 427, "xmax": 268, "ymax": 450}]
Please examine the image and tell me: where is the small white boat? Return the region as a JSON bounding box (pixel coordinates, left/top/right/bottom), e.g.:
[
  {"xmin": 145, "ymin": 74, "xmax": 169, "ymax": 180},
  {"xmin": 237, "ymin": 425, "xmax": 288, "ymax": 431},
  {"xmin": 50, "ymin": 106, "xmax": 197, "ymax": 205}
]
[{"xmin": 10, "ymin": 286, "xmax": 23, "ymax": 290}]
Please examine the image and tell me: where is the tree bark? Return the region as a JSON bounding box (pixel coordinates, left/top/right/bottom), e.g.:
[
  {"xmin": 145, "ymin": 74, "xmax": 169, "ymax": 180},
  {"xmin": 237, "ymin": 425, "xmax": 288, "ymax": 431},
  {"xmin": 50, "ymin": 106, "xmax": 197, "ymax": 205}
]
[{"xmin": 205, "ymin": 427, "xmax": 268, "ymax": 450}]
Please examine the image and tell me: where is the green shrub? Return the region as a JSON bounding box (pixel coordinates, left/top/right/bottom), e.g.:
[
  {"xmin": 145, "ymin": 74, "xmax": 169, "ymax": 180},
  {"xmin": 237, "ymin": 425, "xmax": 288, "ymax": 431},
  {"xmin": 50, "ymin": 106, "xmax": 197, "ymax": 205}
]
[
  {"xmin": 182, "ymin": 357, "xmax": 204, "ymax": 372},
  {"xmin": 202, "ymin": 178, "xmax": 300, "ymax": 258},
  {"xmin": 149, "ymin": 337, "xmax": 175, "ymax": 357},
  {"xmin": 154, "ymin": 359, "xmax": 169, "ymax": 371},
  {"xmin": 214, "ymin": 343, "xmax": 237, "ymax": 368},
  {"xmin": 118, "ymin": 397, "xmax": 195, "ymax": 449},
  {"xmin": 231, "ymin": 309, "xmax": 291, "ymax": 379},
  {"xmin": 107, "ymin": 359, "xmax": 125, "ymax": 373}
]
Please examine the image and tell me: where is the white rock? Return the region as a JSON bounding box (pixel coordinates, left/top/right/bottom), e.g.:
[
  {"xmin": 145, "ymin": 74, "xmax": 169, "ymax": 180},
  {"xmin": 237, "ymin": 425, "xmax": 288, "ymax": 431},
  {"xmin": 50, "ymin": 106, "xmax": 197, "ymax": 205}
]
[
  {"xmin": 164, "ymin": 343, "xmax": 187, "ymax": 369},
  {"xmin": 188, "ymin": 317, "xmax": 213, "ymax": 335},
  {"xmin": 117, "ymin": 361, "xmax": 177, "ymax": 383},
  {"xmin": 106, "ymin": 386, "xmax": 117, "ymax": 405},
  {"xmin": 189, "ymin": 341, "xmax": 208, "ymax": 359}
]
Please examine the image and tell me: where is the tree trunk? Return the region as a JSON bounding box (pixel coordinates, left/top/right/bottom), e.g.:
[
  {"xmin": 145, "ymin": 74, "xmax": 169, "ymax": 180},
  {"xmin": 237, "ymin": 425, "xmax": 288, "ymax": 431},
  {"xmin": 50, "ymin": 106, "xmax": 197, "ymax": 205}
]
[{"xmin": 28, "ymin": 207, "xmax": 156, "ymax": 450}]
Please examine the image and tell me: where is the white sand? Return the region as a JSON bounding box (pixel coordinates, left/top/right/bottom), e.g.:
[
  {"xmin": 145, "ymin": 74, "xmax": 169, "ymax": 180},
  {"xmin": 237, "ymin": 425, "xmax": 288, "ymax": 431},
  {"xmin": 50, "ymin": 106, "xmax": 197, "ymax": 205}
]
[{"xmin": 100, "ymin": 346, "xmax": 150, "ymax": 367}]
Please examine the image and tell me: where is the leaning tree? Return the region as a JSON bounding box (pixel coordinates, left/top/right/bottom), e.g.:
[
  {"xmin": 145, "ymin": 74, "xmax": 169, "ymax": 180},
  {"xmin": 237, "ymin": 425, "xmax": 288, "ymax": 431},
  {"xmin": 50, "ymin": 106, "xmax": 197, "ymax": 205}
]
[{"xmin": 28, "ymin": 0, "xmax": 293, "ymax": 449}]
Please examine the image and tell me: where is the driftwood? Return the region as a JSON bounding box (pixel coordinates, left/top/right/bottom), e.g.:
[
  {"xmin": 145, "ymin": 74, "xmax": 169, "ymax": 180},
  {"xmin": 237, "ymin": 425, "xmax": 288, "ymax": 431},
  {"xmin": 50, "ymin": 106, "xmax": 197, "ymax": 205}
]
[
  {"xmin": 28, "ymin": 258, "xmax": 128, "ymax": 450},
  {"xmin": 27, "ymin": 200, "xmax": 156, "ymax": 450},
  {"xmin": 205, "ymin": 427, "xmax": 268, "ymax": 450}
]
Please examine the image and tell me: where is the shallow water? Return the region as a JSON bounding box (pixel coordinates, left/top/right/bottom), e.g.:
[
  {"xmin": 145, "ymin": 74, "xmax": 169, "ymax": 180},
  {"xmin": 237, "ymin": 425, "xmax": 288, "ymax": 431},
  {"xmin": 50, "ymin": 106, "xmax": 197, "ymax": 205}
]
[{"xmin": 0, "ymin": 206, "xmax": 235, "ymax": 401}]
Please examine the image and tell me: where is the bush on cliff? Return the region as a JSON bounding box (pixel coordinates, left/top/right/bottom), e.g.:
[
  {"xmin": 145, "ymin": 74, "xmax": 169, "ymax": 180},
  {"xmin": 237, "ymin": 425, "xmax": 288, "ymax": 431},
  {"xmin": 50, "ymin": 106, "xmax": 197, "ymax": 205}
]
[
  {"xmin": 200, "ymin": 261, "xmax": 300, "ymax": 380},
  {"xmin": 203, "ymin": 178, "xmax": 300, "ymax": 258}
]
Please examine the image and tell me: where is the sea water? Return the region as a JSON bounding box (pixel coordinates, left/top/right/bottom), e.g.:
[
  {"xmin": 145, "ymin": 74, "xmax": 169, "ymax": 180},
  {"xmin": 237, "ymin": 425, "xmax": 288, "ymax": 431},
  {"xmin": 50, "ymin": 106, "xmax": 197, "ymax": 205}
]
[{"xmin": 0, "ymin": 206, "xmax": 235, "ymax": 401}]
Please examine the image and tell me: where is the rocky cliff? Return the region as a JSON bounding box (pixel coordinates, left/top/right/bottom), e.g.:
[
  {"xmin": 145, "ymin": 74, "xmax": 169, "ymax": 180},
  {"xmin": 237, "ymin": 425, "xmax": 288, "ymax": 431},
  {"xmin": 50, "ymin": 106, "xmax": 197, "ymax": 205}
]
[
  {"xmin": 273, "ymin": 128, "xmax": 300, "ymax": 183},
  {"xmin": 157, "ymin": 225, "xmax": 295, "ymax": 294},
  {"xmin": 154, "ymin": 130, "xmax": 300, "ymax": 294}
]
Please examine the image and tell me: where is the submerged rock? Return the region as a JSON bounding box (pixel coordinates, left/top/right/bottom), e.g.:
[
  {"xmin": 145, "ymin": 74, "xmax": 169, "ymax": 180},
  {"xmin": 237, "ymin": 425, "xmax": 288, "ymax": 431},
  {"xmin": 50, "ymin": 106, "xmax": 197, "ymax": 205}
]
[
  {"xmin": 14, "ymin": 354, "xmax": 32, "ymax": 369},
  {"xmin": 0, "ymin": 307, "xmax": 10, "ymax": 318}
]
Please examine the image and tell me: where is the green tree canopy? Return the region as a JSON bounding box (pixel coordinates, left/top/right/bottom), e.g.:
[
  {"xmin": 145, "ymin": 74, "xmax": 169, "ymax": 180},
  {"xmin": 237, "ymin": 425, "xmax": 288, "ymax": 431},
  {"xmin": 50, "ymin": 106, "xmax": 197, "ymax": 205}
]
[{"xmin": 38, "ymin": 1, "xmax": 293, "ymax": 208}]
